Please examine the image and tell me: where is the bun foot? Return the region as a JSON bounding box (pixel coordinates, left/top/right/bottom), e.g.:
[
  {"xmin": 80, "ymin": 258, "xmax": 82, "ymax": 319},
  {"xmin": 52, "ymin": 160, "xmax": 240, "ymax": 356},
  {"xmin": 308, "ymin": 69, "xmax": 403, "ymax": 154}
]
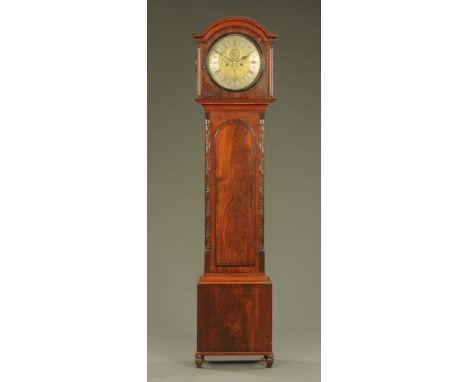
[
  {"xmin": 195, "ymin": 353, "xmax": 204, "ymax": 368},
  {"xmin": 265, "ymin": 355, "xmax": 274, "ymax": 368}
]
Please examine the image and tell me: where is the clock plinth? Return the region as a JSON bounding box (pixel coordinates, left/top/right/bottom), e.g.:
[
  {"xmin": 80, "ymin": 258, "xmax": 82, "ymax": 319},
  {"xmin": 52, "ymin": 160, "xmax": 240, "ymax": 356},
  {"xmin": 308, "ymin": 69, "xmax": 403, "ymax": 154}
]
[
  {"xmin": 196, "ymin": 275, "xmax": 272, "ymax": 366},
  {"xmin": 193, "ymin": 17, "xmax": 277, "ymax": 368}
]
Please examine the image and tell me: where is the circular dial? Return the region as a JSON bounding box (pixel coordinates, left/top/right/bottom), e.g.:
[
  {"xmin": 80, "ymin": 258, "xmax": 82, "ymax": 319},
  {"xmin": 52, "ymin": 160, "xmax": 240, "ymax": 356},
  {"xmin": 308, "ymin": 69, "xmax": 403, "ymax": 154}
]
[{"xmin": 207, "ymin": 33, "xmax": 263, "ymax": 91}]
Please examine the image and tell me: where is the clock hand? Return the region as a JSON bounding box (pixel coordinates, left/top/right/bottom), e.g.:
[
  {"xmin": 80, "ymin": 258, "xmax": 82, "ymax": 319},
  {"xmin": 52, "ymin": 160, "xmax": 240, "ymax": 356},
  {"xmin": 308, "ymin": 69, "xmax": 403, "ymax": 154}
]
[
  {"xmin": 214, "ymin": 50, "xmax": 233, "ymax": 62},
  {"xmin": 237, "ymin": 51, "xmax": 253, "ymax": 61}
]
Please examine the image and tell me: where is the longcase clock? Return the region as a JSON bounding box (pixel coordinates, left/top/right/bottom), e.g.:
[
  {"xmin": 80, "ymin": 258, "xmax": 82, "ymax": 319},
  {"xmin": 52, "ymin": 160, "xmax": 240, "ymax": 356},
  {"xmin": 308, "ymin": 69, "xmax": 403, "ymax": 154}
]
[{"xmin": 193, "ymin": 16, "xmax": 277, "ymax": 368}]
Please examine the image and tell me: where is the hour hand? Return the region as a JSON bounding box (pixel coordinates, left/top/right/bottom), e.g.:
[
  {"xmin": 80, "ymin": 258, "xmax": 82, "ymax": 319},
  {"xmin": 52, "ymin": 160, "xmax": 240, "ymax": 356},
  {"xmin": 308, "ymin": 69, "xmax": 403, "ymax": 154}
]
[{"xmin": 239, "ymin": 51, "xmax": 253, "ymax": 60}]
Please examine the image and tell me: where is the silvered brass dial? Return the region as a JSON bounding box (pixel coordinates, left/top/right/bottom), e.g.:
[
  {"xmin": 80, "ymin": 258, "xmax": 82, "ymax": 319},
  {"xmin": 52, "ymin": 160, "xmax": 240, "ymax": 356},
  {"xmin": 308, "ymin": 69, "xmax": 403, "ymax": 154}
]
[{"xmin": 206, "ymin": 33, "xmax": 263, "ymax": 91}]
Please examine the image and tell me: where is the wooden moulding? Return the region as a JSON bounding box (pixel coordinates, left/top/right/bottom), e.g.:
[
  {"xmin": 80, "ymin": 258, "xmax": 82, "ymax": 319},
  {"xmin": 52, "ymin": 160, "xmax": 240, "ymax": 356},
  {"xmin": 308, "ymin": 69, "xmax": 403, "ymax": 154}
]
[
  {"xmin": 196, "ymin": 99, "xmax": 276, "ymax": 112},
  {"xmin": 195, "ymin": 353, "xmax": 274, "ymax": 368},
  {"xmin": 192, "ymin": 16, "xmax": 278, "ymax": 42},
  {"xmin": 198, "ymin": 273, "xmax": 271, "ymax": 284}
]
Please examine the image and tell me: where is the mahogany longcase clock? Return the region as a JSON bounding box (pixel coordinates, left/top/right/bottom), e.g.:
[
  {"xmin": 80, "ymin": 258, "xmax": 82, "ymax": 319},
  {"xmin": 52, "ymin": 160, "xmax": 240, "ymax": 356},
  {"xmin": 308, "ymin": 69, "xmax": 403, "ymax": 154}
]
[{"xmin": 193, "ymin": 16, "xmax": 277, "ymax": 368}]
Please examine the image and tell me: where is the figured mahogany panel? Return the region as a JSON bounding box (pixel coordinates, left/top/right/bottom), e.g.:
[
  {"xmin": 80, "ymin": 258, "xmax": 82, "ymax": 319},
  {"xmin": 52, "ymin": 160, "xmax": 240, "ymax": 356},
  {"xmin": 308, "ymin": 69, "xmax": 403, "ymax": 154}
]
[
  {"xmin": 215, "ymin": 120, "xmax": 255, "ymax": 266},
  {"xmin": 197, "ymin": 283, "xmax": 272, "ymax": 353}
]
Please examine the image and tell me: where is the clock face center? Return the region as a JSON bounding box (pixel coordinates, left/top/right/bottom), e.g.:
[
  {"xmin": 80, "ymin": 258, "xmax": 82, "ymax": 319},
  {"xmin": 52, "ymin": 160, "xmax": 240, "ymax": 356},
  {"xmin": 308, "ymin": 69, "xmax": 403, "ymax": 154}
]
[
  {"xmin": 218, "ymin": 46, "xmax": 250, "ymax": 79},
  {"xmin": 229, "ymin": 48, "xmax": 240, "ymax": 60}
]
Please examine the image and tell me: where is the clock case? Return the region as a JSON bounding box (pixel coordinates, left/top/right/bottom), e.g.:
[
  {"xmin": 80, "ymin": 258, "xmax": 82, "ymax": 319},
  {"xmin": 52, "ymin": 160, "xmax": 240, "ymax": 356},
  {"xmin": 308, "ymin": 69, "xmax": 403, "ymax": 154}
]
[{"xmin": 193, "ymin": 17, "xmax": 277, "ymax": 368}]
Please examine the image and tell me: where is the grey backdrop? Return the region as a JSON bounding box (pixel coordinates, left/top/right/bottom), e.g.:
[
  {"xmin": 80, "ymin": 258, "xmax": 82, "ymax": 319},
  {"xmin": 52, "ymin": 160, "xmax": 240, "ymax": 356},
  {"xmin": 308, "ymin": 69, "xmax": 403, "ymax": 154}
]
[{"xmin": 148, "ymin": 1, "xmax": 320, "ymax": 381}]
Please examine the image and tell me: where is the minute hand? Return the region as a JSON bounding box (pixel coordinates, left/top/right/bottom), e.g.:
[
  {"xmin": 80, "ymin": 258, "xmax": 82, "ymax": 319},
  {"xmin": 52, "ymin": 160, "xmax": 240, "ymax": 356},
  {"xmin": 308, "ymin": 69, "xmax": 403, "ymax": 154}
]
[{"xmin": 214, "ymin": 50, "xmax": 233, "ymax": 62}]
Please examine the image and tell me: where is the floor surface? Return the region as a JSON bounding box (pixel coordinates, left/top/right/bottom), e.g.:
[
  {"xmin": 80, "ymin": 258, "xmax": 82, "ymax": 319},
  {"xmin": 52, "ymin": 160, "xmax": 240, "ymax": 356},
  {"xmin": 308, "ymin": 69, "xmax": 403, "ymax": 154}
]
[{"xmin": 148, "ymin": 330, "xmax": 320, "ymax": 382}]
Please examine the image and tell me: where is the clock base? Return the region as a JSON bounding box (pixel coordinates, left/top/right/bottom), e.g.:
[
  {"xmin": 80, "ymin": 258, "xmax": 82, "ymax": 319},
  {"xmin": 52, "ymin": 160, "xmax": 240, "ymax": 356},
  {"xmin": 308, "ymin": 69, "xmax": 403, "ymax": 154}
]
[
  {"xmin": 194, "ymin": 351, "xmax": 274, "ymax": 368},
  {"xmin": 196, "ymin": 275, "xmax": 273, "ymax": 368}
]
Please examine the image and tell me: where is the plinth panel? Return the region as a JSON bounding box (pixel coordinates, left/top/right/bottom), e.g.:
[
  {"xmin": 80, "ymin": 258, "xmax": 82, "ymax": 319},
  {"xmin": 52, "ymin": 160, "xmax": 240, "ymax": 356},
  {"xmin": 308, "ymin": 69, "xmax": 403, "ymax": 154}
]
[{"xmin": 197, "ymin": 282, "xmax": 272, "ymax": 353}]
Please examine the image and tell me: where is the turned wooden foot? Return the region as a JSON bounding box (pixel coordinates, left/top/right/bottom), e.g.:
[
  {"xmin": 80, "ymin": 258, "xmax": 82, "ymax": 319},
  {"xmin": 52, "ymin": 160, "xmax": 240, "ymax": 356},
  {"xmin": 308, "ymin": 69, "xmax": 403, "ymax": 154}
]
[
  {"xmin": 265, "ymin": 355, "xmax": 274, "ymax": 368},
  {"xmin": 195, "ymin": 353, "xmax": 204, "ymax": 368}
]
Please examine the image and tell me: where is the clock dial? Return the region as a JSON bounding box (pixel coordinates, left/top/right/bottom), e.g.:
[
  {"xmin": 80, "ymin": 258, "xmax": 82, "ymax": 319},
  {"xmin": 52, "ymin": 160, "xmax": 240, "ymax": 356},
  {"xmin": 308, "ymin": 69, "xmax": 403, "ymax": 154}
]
[{"xmin": 207, "ymin": 33, "xmax": 263, "ymax": 91}]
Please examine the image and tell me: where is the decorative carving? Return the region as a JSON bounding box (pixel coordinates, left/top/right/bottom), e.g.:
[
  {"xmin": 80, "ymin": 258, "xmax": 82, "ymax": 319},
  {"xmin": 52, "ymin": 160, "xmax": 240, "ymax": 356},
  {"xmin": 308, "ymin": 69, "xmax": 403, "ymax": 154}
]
[
  {"xmin": 259, "ymin": 226, "xmax": 264, "ymax": 254},
  {"xmin": 259, "ymin": 114, "xmax": 265, "ymax": 255},
  {"xmin": 205, "ymin": 115, "xmax": 211, "ymax": 256},
  {"xmin": 195, "ymin": 353, "xmax": 205, "ymax": 368},
  {"xmin": 260, "ymin": 113, "xmax": 265, "ymax": 152},
  {"xmin": 205, "ymin": 116, "xmax": 211, "ymax": 175}
]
